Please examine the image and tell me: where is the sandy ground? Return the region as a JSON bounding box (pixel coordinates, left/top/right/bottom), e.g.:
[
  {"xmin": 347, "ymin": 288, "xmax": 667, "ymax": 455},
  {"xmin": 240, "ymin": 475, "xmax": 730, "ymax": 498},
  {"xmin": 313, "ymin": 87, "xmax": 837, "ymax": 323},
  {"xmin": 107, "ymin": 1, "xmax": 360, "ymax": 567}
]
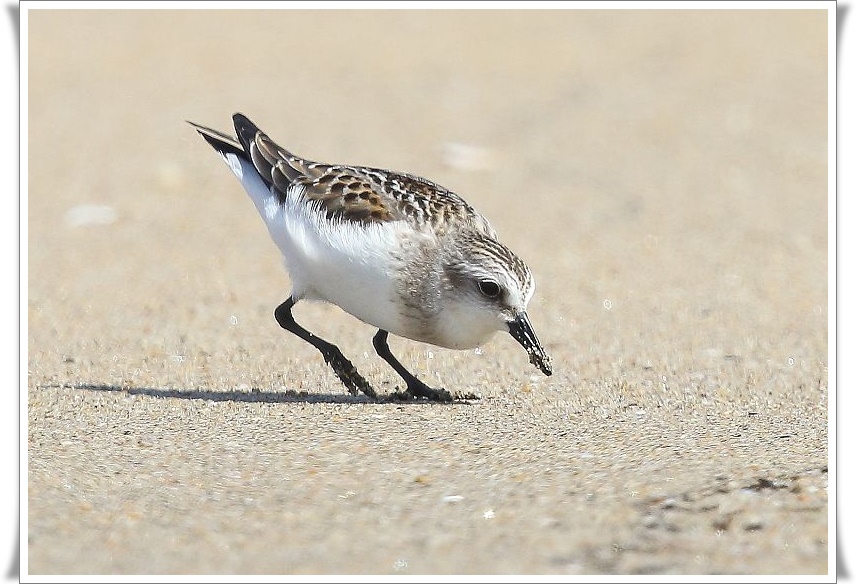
[{"xmin": 26, "ymin": 8, "xmax": 829, "ymax": 576}]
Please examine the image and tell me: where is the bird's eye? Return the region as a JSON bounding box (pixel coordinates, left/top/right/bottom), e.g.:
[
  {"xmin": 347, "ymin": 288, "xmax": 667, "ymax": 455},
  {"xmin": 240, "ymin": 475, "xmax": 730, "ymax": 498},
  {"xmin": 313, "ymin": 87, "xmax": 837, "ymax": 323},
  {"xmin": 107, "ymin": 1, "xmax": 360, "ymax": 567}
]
[{"xmin": 477, "ymin": 279, "xmax": 502, "ymax": 299}]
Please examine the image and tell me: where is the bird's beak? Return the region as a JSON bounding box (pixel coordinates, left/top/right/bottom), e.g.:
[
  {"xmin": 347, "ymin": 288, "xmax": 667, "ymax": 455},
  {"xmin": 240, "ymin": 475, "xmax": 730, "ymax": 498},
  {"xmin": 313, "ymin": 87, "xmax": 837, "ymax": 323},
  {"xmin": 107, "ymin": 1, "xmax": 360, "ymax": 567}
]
[{"xmin": 507, "ymin": 312, "xmax": 552, "ymax": 376}]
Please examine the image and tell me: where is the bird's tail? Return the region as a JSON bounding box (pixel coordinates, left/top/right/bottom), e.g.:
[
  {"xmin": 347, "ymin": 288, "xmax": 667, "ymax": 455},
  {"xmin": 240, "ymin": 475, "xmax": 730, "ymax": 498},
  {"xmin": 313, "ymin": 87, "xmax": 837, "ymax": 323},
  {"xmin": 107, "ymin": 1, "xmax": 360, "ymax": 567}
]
[{"xmin": 188, "ymin": 114, "xmax": 279, "ymax": 223}]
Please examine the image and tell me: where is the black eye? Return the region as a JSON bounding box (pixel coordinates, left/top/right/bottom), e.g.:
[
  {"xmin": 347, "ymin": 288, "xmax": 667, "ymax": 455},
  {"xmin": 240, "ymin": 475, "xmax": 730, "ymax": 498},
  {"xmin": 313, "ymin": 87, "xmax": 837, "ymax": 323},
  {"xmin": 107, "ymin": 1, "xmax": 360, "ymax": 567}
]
[{"xmin": 477, "ymin": 279, "xmax": 501, "ymax": 299}]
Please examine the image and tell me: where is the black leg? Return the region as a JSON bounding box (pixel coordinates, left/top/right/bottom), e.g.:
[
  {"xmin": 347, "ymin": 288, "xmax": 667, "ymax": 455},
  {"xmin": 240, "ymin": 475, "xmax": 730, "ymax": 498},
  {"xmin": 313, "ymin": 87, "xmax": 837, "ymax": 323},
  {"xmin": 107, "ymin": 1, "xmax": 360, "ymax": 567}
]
[
  {"xmin": 372, "ymin": 330, "xmax": 453, "ymax": 402},
  {"xmin": 274, "ymin": 297, "xmax": 377, "ymax": 399}
]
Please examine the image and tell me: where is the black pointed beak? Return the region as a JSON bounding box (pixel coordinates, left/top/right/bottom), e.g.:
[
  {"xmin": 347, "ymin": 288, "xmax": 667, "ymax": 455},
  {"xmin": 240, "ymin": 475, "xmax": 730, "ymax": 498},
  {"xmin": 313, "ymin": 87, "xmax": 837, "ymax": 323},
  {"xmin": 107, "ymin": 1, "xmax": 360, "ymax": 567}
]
[{"xmin": 507, "ymin": 312, "xmax": 552, "ymax": 376}]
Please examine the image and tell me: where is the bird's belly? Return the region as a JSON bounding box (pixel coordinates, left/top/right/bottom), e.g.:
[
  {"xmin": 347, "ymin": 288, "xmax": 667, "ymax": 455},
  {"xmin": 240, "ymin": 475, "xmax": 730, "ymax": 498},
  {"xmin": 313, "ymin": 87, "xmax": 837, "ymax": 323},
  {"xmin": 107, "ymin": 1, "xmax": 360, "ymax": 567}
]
[
  {"xmin": 312, "ymin": 259, "xmax": 405, "ymax": 334},
  {"xmin": 267, "ymin": 202, "xmax": 408, "ymax": 334}
]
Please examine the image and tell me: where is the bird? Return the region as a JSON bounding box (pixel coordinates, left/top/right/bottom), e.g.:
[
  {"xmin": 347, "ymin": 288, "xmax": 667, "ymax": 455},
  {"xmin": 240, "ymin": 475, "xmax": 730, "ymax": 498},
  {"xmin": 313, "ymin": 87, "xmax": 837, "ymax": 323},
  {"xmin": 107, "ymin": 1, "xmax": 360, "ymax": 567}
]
[{"xmin": 188, "ymin": 113, "xmax": 552, "ymax": 402}]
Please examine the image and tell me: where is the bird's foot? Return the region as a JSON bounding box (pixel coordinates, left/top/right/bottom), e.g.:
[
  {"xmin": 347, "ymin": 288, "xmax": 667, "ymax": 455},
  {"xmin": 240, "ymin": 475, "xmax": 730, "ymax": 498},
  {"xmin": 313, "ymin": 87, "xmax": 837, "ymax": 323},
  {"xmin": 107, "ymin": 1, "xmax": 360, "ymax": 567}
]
[
  {"xmin": 322, "ymin": 349, "xmax": 378, "ymax": 399},
  {"xmin": 387, "ymin": 380, "xmax": 454, "ymax": 403}
]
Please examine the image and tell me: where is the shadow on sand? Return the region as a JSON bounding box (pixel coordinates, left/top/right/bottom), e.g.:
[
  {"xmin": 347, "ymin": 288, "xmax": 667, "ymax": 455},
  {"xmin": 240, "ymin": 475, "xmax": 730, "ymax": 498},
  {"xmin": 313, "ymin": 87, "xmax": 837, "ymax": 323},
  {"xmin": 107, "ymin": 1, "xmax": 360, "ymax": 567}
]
[{"xmin": 65, "ymin": 383, "xmax": 473, "ymax": 405}]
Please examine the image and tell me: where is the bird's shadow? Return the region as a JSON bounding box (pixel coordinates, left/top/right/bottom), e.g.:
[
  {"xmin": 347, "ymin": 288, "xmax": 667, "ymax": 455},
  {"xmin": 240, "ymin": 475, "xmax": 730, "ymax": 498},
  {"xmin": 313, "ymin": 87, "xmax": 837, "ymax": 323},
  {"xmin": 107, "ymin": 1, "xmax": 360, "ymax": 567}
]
[{"xmin": 70, "ymin": 383, "xmax": 473, "ymax": 405}]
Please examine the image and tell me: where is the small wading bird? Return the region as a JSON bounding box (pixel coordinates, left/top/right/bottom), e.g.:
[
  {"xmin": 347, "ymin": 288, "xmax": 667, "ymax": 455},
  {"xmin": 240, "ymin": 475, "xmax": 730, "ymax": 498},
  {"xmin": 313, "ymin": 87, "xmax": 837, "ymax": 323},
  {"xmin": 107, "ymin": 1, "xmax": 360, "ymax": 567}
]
[{"xmin": 189, "ymin": 114, "xmax": 552, "ymax": 402}]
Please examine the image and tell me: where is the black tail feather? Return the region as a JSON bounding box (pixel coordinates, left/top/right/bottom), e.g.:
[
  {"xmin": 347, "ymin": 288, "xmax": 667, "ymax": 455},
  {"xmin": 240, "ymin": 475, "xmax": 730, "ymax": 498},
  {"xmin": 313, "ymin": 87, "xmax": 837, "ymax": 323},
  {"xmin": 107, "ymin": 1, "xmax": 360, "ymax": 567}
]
[
  {"xmin": 232, "ymin": 113, "xmax": 261, "ymax": 158},
  {"xmin": 187, "ymin": 120, "xmax": 246, "ymax": 160}
]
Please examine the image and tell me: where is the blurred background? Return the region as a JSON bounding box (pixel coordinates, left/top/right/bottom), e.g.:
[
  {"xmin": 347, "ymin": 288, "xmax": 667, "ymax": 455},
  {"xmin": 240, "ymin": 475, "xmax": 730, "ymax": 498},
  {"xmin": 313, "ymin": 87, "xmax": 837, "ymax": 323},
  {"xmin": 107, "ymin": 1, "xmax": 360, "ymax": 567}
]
[
  {"xmin": 28, "ymin": 9, "xmax": 827, "ymax": 388},
  {"xmin": 26, "ymin": 7, "xmax": 829, "ymax": 575}
]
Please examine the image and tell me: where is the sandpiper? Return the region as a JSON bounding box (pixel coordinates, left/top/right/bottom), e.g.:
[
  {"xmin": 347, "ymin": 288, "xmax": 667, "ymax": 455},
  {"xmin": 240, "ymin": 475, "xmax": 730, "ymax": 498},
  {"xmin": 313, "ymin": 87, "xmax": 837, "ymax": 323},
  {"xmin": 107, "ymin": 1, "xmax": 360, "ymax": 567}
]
[{"xmin": 189, "ymin": 113, "xmax": 551, "ymax": 402}]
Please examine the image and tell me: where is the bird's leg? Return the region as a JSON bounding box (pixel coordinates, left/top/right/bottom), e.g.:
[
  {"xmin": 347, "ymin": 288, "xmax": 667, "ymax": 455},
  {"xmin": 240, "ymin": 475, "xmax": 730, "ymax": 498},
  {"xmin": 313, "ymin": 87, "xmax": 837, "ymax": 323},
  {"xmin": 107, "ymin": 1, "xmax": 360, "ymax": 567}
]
[
  {"xmin": 274, "ymin": 297, "xmax": 377, "ymax": 399},
  {"xmin": 372, "ymin": 330, "xmax": 453, "ymax": 402}
]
